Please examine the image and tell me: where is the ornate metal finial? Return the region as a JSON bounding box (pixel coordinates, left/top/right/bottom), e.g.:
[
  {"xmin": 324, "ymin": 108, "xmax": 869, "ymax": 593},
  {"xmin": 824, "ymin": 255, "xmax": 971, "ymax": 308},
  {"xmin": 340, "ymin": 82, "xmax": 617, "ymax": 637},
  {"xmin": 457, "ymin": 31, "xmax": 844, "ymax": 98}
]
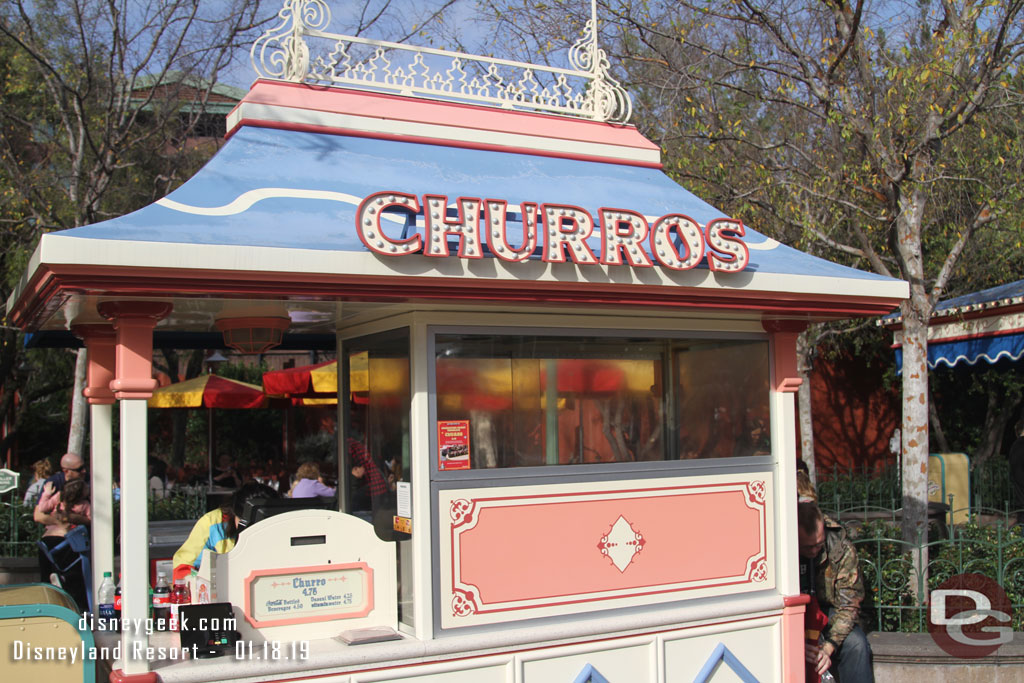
[{"xmin": 250, "ymin": 0, "xmax": 633, "ymax": 123}]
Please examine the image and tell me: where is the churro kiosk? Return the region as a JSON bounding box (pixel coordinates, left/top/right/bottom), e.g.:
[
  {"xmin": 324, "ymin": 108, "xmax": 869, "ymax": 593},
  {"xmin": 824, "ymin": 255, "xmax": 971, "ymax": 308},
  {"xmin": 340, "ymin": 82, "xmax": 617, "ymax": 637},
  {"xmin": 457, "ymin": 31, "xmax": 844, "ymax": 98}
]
[{"xmin": 5, "ymin": 2, "xmax": 907, "ymax": 681}]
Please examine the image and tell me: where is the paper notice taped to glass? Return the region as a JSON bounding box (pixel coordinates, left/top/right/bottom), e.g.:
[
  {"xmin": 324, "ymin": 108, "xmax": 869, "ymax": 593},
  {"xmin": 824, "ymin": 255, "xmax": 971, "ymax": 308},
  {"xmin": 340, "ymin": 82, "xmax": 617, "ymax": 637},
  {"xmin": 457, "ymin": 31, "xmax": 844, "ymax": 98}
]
[{"xmin": 396, "ymin": 481, "xmax": 411, "ymax": 518}]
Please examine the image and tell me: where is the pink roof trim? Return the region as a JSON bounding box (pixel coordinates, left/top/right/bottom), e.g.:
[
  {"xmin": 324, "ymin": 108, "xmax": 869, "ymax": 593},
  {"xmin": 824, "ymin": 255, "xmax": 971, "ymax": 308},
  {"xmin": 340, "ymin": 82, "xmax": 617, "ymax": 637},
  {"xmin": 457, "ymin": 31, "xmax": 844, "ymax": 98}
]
[{"xmin": 228, "ymin": 80, "xmax": 660, "ymax": 157}]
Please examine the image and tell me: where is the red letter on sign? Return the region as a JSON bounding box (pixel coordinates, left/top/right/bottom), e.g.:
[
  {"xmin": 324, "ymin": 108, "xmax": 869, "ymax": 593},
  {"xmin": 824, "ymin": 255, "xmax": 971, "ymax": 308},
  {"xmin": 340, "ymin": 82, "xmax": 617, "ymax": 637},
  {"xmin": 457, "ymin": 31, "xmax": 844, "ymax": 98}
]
[
  {"xmin": 599, "ymin": 208, "xmax": 653, "ymax": 267},
  {"xmin": 541, "ymin": 204, "xmax": 599, "ymax": 265},
  {"xmin": 357, "ymin": 192, "xmax": 422, "ymax": 256},
  {"xmin": 706, "ymin": 219, "xmax": 749, "ymax": 272},
  {"xmin": 650, "ymin": 214, "xmax": 705, "ymax": 271},
  {"xmin": 485, "ymin": 199, "xmax": 538, "ymax": 262},
  {"xmin": 423, "ymin": 195, "xmax": 484, "ymax": 259}
]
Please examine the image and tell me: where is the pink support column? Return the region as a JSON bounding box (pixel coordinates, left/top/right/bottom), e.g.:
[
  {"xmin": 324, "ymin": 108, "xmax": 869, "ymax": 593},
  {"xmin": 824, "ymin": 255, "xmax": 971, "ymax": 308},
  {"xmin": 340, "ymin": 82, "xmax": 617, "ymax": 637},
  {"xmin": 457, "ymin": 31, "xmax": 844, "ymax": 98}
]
[
  {"xmin": 71, "ymin": 323, "xmax": 117, "ymax": 617},
  {"xmin": 762, "ymin": 319, "xmax": 806, "ymax": 394},
  {"xmin": 98, "ymin": 301, "xmax": 170, "ymax": 680},
  {"xmin": 783, "ymin": 593, "xmax": 811, "ymax": 682}
]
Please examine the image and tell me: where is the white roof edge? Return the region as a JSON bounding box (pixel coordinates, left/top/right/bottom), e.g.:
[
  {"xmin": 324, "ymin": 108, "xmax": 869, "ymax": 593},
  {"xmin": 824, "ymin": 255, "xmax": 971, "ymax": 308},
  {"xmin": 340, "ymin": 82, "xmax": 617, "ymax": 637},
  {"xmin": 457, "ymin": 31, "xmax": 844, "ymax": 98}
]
[{"xmin": 24, "ymin": 233, "xmax": 908, "ymax": 302}]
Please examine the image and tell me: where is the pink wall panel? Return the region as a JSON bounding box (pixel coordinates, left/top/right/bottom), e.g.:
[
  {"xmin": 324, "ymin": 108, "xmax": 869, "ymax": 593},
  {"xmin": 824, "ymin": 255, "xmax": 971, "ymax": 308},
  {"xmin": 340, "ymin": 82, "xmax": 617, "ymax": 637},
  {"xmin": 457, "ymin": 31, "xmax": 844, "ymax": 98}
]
[{"xmin": 448, "ymin": 481, "xmax": 768, "ymax": 617}]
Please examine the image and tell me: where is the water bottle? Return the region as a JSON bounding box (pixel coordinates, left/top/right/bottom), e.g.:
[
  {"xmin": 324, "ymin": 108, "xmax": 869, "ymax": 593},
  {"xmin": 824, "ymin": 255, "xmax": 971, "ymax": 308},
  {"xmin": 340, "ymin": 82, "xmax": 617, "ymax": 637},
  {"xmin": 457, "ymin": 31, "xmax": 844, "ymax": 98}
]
[
  {"xmin": 169, "ymin": 578, "xmax": 191, "ymax": 631},
  {"xmin": 97, "ymin": 571, "xmax": 116, "ymax": 629},
  {"xmin": 817, "ymin": 635, "xmax": 836, "ymax": 682},
  {"xmin": 152, "ymin": 572, "xmax": 171, "ymax": 629}
]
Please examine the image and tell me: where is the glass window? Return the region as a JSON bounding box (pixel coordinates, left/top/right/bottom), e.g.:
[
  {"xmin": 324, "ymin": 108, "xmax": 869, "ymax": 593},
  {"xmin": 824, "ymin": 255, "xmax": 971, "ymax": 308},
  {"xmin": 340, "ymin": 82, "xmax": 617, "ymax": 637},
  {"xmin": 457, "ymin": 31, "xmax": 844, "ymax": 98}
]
[
  {"xmin": 434, "ymin": 334, "xmax": 769, "ymax": 468},
  {"xmin": 342, "ymin": 328, "xmax": 411, "ymax": 624},
  {"xmin": 675, "ymin": 339, "xmax": 771, "ymax": 459}
]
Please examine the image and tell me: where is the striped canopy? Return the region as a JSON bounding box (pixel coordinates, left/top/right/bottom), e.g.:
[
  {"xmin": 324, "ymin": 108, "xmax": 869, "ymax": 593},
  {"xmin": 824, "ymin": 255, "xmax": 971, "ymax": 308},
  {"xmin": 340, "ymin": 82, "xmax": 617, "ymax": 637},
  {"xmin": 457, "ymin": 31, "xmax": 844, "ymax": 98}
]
[{"xmin": 148, "ymin": 374, "xmax": 267, "ymax": 409}]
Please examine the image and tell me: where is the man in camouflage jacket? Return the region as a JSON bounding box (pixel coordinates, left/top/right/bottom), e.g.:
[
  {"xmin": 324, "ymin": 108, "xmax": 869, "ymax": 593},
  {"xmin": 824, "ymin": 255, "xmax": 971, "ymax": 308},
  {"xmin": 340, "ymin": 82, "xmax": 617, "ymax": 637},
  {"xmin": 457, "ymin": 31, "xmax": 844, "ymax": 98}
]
[{"xmin": 799, "ymin": 502, "xmax": 874, "ymax": 682}]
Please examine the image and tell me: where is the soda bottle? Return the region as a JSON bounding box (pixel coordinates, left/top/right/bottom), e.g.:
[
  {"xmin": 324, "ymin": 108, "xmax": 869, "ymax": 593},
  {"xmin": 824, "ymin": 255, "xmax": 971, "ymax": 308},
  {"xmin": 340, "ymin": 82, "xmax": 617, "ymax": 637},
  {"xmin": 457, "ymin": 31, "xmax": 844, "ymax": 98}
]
[
  {"xmin": 112, "ymin": 573, "xmax": 122, "ymax": 632},
  {"xmin": 152, "ymin": 572, "xmax": 171, "ymax": 629},
  {"xmin": 97, "ymin": 571, "xmax": 116, "ymax": 629},
  {"xmin": 169, "ymin": 577, "xmax": 191, "ymax": 631}
]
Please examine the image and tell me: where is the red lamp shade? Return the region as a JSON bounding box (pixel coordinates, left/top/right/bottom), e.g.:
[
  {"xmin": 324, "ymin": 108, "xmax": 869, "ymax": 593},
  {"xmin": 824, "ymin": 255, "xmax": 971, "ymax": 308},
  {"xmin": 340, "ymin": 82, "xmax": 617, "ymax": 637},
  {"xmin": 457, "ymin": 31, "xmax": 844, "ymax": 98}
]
[{"xmin": 215, "ymin": 316, "xmax": 290, "ymax": 354}]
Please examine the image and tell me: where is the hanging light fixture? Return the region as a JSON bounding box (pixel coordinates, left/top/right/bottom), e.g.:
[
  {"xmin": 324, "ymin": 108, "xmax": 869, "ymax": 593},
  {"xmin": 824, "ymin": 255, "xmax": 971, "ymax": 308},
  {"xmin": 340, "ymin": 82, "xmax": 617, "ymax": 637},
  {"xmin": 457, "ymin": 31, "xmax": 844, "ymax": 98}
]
[{"xmin": 215, "ymin": 316, "xmax": 290, "ymax": 354}]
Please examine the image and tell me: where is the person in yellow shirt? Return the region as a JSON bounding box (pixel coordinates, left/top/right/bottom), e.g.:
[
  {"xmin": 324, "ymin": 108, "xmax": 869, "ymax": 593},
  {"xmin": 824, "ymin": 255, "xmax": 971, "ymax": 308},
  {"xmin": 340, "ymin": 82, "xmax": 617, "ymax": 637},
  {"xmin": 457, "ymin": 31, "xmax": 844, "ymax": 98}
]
[{"xmin": 172, "ymin": 482, "xmax": 279, "ymax": 581}]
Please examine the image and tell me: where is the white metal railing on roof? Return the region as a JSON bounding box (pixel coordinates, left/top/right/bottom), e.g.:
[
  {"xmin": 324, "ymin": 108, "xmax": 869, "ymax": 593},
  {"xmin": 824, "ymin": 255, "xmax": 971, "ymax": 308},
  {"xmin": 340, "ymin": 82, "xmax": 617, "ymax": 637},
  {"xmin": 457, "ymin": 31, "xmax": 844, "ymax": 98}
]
[{"xmin": 251, "ymin": 0, "xmax": 632, "ymax": 124}]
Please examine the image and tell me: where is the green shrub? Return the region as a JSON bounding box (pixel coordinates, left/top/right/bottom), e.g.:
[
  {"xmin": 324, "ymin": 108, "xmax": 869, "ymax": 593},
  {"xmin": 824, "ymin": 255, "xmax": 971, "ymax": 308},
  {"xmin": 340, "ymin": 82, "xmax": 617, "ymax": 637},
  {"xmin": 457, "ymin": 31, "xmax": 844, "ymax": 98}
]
[{"xmin": 853, "ymin": 520, "xmax": 1024, "ymax": 632}]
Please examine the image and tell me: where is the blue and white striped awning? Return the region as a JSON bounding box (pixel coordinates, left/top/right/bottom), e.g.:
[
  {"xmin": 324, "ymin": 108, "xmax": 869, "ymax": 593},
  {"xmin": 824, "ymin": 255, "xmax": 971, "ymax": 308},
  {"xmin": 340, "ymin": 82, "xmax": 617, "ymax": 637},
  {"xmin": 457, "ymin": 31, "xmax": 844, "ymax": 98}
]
[{"xmin": 886, "ymin": 279, "xmax": 1024, "ymax": 371}]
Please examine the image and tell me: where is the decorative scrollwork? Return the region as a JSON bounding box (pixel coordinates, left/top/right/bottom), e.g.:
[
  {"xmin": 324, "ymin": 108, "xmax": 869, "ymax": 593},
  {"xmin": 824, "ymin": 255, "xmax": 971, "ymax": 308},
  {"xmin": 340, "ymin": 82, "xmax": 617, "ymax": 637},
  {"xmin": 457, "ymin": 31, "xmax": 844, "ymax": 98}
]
[
  {"xmin": 451, "ymin": 588, "xmax": 477, "ymax": 617},
  {"xmin": 450, "ymin": 498, "xmax": 474, "ymax": 528},
  {"xmin": 249, "ymin": 0, "xmax": 633, "ymax": 123},
  {"xmin": 751, "ymin": 558, "xmax": 768, "ymax": 582},
  {"xmin": 252, "ymin": 0, "xmax": 331, "ymax": 82},
  {"xmin": 747, "ymin": 480, "xmax": 767, "ymax": 505}
]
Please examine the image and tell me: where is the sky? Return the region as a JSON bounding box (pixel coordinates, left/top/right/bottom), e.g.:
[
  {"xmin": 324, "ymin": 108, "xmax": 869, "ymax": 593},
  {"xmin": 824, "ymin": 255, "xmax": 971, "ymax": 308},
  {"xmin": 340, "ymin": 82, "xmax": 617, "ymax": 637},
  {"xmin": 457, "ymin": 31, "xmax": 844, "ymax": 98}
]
[{"xmin": 219, "ymin": 0, "xmax": 488, "ymax": 90}]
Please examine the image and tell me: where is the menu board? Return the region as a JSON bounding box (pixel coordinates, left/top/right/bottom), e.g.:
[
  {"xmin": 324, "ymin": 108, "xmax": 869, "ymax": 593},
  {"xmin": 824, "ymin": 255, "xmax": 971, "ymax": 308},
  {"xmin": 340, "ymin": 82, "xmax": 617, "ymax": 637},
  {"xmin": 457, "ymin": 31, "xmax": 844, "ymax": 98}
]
[
  {"xmin": 244, "ymin": 563, "xmax": 373, "ymax": 627},
  {"xmin": 438, "ymin": 420, "xmax": 471, "ymax": 471}
]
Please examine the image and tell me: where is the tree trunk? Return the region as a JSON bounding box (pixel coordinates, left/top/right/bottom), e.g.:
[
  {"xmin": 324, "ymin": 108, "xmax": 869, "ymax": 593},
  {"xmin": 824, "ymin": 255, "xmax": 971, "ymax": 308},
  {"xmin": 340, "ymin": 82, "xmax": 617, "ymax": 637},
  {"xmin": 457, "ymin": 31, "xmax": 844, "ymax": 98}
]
[
  {"xmin": 900, "ymin": 307, "xmax": 930, "ymax": 545},
  {"xmin": 972, "ymin": 391, "xmax": 1020, "ymax": 466},
  {"xmin": 928, "ymin": 387, "xmax": 950, "ymax": 454},
  {"xmin": 797, "ymin": 330, "xmax": 816, "ymax": 483},
  {"xmin": 66, "ymin": 348, "xmax": 88, "ymax": 457},
  {"xmin": 171, "ymin": 411, "xmax": 187, "ymax": 469}
]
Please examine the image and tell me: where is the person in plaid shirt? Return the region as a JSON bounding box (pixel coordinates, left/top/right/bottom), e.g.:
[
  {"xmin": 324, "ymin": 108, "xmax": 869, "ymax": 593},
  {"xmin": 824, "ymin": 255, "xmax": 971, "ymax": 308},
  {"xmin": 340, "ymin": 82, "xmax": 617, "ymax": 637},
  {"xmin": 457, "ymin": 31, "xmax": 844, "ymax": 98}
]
[
  {"xmin": 347, "ymin": 437, "xmax": 400, "ymax": 539},
  {"xmin": 348, "ymin": 437, "xmax": 391, "ymax": 498}
]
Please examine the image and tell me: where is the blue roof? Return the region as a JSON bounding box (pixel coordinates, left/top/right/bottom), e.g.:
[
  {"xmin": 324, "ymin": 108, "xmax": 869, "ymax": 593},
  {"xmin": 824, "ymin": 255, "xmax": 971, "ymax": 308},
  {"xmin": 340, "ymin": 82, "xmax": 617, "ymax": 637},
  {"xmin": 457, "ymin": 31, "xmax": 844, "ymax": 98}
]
[
  {"xmin": 59, "ymin": 126, "xmax": 896, "ymax": 283},
  {"xmin": 934, "ymin": 279, "xmax": 1024, "ymax": 314}
]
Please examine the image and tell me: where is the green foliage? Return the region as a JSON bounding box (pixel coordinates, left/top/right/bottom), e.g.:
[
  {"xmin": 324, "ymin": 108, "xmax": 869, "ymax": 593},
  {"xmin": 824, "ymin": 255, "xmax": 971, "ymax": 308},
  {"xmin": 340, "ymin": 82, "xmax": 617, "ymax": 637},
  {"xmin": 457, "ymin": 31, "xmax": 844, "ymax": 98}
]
[
  {"xmin": 0, "ymin": 0, "xmax": 272, "ymax": 467},
  {"xmin": 293, "ymin": 431, "xmax": 337, "ymax": 465},
  {"xmin": 146, "ymin": 490, "xmax": 206, "ymax": 522},
  {"xmin": 817, "ymin": 465, "xmax": 902, "ymax": 511},
  {"xmin": 0, "ymin": 498, "xmax": 45, "ymax": 558},
  {"xmin": 854, "ymin": 520, "xmax": 921, "ymax": 632},
  {"xmin": 930, "ymin": 358, "xmax": 1024, "ymax": 461},
  {"xmin": 854, "ymin": 519, "xmax": 1024, "ymax": 632}
]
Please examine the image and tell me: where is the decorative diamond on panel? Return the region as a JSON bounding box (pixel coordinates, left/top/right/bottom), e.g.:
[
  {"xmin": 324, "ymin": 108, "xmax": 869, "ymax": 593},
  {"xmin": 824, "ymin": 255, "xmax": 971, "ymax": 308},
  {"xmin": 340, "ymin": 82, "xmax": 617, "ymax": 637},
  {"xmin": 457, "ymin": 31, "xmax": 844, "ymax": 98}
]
[{"xmin": 597, "ymin": 515, "xmax": 646, "ymax": 572}]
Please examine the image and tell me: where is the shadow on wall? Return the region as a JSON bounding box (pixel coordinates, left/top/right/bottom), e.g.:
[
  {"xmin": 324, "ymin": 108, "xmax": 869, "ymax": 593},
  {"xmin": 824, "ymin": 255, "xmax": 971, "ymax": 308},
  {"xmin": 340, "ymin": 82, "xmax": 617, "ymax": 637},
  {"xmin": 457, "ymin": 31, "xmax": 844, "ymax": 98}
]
[{"xmin": 806, "ymin": 351, "xmax": 900, "ymax": 473}]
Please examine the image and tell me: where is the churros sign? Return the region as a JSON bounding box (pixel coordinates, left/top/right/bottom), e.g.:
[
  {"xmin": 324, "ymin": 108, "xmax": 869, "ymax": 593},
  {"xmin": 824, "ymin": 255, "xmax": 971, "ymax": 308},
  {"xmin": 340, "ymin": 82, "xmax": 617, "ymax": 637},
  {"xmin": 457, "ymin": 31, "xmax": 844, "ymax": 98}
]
[{"xmin": 356, "ymin": 191, "xmax": 749, "ymax": 272}]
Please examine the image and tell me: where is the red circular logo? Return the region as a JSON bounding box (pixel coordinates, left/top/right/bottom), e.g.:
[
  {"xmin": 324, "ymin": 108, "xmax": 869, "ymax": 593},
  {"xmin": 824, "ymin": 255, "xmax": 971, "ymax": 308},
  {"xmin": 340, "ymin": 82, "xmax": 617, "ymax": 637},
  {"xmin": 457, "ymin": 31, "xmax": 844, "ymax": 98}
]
[{"xmin": 927, "ymin": 573, "xmax": 1012, "ymax": 658}]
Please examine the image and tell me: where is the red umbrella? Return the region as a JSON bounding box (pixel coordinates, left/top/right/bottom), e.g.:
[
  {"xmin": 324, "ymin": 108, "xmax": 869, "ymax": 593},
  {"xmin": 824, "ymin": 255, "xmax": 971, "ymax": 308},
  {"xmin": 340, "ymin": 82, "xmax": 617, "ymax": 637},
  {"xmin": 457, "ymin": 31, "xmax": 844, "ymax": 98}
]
[
  {"xmin": 262, "ymin": 359, "xmax": 337, "ymax": 398},
  {"xmin": 543, "ymin": 359, "xmax": 627, "ymax": 395},
  {"xmin": 148, "ymin": 374, "xmax": 267, "ymax": 409}
]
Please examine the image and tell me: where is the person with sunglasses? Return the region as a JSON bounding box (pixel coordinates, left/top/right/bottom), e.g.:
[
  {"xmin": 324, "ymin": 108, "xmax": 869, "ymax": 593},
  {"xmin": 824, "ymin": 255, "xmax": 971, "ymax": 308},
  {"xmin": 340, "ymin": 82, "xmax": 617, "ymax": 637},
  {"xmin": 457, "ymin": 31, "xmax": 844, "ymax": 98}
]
[
  {"xmin": 38, "ymin": 452, "xmax": 87, "ymax": 499},
  {"xmin": 34, "ymin": 453, "xmax": 89, "ymax": 601}
]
